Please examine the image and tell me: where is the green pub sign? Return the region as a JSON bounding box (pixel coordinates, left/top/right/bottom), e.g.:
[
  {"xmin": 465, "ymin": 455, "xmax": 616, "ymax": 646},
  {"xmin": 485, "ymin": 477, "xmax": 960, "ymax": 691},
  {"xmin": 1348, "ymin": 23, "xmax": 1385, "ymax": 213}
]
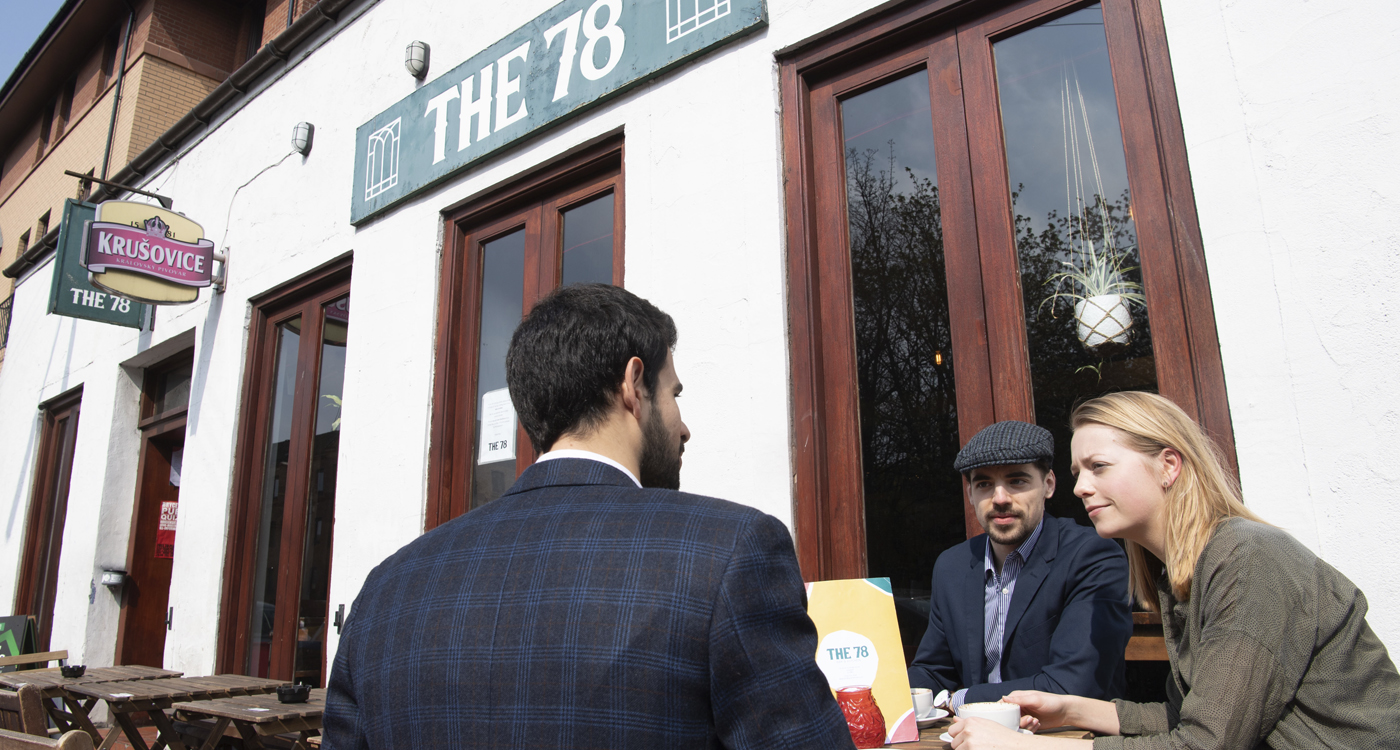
[
  {"xmin": 351, "ymin": 0, "xmax": 767, "ymax": 224},
  {"xmin": 48, "ymin": 200, "xmax": 146, "ymax": 328}
]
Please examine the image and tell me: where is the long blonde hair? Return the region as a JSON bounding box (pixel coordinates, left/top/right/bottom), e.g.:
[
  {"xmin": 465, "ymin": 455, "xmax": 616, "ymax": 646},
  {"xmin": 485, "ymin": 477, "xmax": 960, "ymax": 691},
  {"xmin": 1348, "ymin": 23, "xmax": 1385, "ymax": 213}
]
[{"xmin": 1070, "ymin": 392, "xmax": 1262, "ymax": 609}]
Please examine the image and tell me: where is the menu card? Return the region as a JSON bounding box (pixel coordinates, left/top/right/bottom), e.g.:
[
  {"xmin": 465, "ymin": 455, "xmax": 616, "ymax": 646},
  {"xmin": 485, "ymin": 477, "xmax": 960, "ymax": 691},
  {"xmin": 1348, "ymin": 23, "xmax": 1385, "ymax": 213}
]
[{"xmin": 806, "ymin": 578, "xmax": 919, "ymax": 744}]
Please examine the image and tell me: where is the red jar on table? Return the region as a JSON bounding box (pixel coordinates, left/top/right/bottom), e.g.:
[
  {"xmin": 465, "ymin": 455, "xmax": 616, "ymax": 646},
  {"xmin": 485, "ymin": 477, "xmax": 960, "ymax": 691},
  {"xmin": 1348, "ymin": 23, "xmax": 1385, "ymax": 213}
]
[{"xmin": 835, "ymin": 686, "xmax": 886, "ymax": 748}]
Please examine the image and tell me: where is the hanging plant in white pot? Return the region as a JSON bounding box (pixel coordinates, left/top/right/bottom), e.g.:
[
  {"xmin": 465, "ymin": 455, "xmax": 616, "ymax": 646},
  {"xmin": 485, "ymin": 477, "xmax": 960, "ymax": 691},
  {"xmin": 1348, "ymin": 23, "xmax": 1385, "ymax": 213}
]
[
  {"xmin": 1042, "ymin": 236, "xmax": 1144, "ymax": 349},
  {"xmin": 1038, "ymin": 66, "xmax": 1145, "ymax": 351}
]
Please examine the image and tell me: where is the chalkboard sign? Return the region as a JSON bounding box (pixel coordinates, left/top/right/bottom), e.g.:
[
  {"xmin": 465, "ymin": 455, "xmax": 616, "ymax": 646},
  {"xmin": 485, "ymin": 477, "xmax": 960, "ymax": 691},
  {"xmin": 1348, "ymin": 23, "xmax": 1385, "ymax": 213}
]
[{"xmin": 0, "ymin": 616, "xmax": 38, "ymax": 673}]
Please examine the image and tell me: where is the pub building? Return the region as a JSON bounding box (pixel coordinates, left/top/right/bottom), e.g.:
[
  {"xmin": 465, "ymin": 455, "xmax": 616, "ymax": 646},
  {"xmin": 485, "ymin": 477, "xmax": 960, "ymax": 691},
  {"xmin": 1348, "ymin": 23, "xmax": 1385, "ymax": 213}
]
[{"xmin": 0, "ymin": 0, "xmax": 1395, "ymax": 701}]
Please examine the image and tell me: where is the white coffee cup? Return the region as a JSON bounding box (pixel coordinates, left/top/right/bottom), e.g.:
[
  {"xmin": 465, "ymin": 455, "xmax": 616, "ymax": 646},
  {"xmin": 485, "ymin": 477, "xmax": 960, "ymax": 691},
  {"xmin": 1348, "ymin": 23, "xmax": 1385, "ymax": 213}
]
[
  {"xmin": 958, "ymin": 701, "xmax": 1020, "ymax": 729},
  {"xmin": 911, "ymin": 688, "xmax": 933, "ymax": 717}
]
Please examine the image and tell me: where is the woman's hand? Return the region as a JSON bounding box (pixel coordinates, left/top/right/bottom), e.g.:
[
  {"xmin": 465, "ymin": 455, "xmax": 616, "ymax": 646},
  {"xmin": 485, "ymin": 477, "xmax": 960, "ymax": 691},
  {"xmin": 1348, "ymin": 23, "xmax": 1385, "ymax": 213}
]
[
  {"xmin": 1001, "ymin": 691, "xmax": 1072, "ymax": 728},
  {"xmin": 1002, "ymin": 691, "xmax": 1121, "ymax": 736},
  {"xmin": 947, "ymin": 716, "xmax": 1034, "ymax": 749}
]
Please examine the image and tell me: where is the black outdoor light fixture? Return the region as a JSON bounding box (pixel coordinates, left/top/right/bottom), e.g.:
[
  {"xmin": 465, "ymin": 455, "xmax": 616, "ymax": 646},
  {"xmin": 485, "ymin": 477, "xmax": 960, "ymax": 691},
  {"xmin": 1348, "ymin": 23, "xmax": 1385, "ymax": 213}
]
[
  {"xmin": 405, "ymin": 40, "xmax": 430, "ymax": 79},
  {"xmin": 292, "ymin": 122, "xmax": 315, "ymax": 155}
]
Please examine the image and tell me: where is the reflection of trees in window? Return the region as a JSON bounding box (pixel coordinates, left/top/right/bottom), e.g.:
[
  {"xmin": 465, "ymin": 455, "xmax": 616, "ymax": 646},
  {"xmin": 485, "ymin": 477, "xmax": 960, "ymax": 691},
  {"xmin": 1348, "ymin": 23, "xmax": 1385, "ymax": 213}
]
[
  {"xmin": 846, "ymin": 144, "xmax": 965, "ymax": 600},
  {"xmin": 1014, "ymin": 187, "xmax": 1157, "ymax": 522}
]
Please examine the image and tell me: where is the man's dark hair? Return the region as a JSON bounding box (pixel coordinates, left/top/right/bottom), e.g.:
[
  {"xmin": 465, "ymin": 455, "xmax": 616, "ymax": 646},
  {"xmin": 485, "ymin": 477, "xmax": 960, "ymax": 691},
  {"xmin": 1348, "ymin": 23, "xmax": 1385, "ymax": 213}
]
[{"xmin": 507, "ymin": 283, "xmax": 677, "ymax": 453}]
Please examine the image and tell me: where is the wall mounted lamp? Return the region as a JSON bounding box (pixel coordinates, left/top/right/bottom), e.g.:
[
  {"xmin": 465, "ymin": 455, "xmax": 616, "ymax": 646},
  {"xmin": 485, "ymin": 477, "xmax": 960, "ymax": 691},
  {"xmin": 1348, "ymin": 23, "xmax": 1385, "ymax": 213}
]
[
  {"xmin": 405, "ymin": 41, "xmax": 431, "ymax": 79},
  {"xmin": 292, "ymin": 122, "xmax": 315, "ymax": 155}
]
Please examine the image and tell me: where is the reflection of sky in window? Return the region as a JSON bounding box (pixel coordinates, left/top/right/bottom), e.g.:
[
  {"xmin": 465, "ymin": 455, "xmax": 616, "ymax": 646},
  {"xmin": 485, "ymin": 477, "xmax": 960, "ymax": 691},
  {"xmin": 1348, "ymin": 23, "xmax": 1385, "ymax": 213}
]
[
  {"xmin": 841, "ymin": 70, "xmax": 937, "ymax": 194},
  {"xmin": 994, "ymin": 5, "xmax": 1132, "ymax": 237},
  {"xmin": 270, "ymin": 324, "xmax": 300, "ymax": 445},
  {"xmin": 561, "ymin": 193, "xmax": 614, "ymax": 287},
  {"xmin": 478, "ymin": 230, "xmax": 525, "ymax": 398}
]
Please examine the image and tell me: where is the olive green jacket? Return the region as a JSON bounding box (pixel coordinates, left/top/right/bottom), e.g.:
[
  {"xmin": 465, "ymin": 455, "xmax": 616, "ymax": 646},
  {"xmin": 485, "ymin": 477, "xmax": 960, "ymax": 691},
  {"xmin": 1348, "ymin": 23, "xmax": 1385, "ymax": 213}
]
[{"xmin": 1094, "ymin": 518, "xmax": 1400, "ymax": 749}]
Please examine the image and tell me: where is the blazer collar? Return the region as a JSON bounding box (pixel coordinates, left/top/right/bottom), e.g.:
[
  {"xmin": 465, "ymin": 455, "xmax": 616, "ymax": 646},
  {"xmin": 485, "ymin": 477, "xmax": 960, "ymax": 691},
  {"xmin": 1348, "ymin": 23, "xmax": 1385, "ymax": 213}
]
[
  {"xmin": 965, "ymin": 535, "xmax": 987, "ymax": 684},
  {"xmin": 502, "ymin": 457, "xmax": 640, "ymax": 496},
  {"xmin": 1001, "ymin": 515, "xmax": 1061, "ymax": 643}
]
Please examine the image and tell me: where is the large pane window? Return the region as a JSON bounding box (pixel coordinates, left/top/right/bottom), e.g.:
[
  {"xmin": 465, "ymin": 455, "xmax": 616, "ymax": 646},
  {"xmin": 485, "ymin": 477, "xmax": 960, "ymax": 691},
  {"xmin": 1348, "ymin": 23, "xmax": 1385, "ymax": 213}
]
[
  {"xmin": 15, "ymin": 390, "xmax": 82, "ymax": 652},
  {"xmin": 840, "ymin": 71, "xmax": 964, "ymax": 651},
  {"xmin": 781, "ymin": 0, "xmax": 1233, "ymax": 659},
  {"xmin": 428, "ymin": 138, "xmax": 623, "ymax": 528},
  {"xmin": 220, "ymin": 258, "xmax": 351, "ymax": 683},
  {"xmin": 995, "ymin": 4, "xmax": 1157, "ymax": 521}
]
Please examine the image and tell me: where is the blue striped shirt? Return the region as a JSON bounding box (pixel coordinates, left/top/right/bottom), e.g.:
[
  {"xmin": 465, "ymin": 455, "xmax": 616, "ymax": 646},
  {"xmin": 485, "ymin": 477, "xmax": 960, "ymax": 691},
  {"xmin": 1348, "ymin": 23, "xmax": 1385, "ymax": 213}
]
[{"xmin": 949, "ymin": 519, "xmax": 1045, "ymax": 713}]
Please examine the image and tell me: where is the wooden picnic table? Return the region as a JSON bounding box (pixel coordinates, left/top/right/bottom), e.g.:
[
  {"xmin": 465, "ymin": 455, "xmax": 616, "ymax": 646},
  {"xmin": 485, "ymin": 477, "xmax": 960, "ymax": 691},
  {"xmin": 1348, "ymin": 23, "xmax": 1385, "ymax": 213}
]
[
  {"xmin": 172, "ymin": 689, "xmax": 325, "ymax": 750},
  {"xmin": 0, "ymin": 666, "xmax": 182, "ymax": 739},
  {"xmin": 0, "ymin": 666, "xmax": 182, "ymax": 694},
  {"xmin": 63, "ymin": 675, "xmax": 287, "ymax": 750}
]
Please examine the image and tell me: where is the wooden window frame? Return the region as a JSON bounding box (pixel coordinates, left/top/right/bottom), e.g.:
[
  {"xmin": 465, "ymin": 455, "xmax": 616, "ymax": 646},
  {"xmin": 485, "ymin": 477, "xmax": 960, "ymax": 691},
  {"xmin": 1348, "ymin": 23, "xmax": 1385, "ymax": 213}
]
[
  {"xmin": 216, "ymin": 254, "xmax": 352, "ymax": 677},
  {"xmin": 778, "ymin": 0, "xmax": 1234, "ymax": 582},
  {"xmin": 15, "ymin": 387, "xmax": 83, "ymax": 652},
  {"xmin": 427, "ymin": 134, "xmax": 624, "ymax": 531}
]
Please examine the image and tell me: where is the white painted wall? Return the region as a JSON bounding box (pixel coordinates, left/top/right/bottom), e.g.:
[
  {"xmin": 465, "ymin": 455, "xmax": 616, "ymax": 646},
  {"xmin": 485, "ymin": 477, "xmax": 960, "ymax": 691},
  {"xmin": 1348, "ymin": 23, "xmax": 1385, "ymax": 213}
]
[
  {"xmin": 1162, "ymin": 0, "xmax": 1400, "ymax": 647},
  {"xmin": 0, "ymin": 0, "xmax": 1395, "ymax": 685}
]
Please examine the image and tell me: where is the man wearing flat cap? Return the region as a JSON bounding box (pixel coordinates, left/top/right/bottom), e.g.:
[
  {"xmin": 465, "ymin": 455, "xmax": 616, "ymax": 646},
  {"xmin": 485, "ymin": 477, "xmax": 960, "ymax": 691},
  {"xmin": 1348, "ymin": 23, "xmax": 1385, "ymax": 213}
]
[{"xmin": 907, "ymin": 421, "xmax": 1132, "ymax": 712}]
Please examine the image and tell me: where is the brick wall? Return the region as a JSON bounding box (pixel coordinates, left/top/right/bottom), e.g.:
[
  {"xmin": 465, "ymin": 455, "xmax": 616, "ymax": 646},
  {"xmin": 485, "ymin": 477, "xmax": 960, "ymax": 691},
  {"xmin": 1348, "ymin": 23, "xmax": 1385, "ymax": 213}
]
[
  {"xmin": 70, "ymin": 36, "xmax": 112, "ymax": 121},
  {"xmin": 147, "ymin": 0, "xmax": 247, "ymax": 77},
  {"xmin": 0, "ymin": 78, "xmax": 117, "ymax": 329},
  {"xmin": 260, "ymin": 0, "xmax": 312, "ymax": 48},
  {"xmin": 123, "ymin": 56, "xmax": 221, "ymax": 165},
  {"xmin": 0, "ymin": 123, "xmax": 43, "ymax": 200}
]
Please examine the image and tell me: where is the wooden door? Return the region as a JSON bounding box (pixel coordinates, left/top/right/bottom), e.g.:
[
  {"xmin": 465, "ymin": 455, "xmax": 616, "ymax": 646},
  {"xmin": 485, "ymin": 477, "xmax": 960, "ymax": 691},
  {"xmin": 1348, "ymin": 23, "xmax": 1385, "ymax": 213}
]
[{"xmin": 117, "ymin": 431, "xmax": 183, "ymax": 666}]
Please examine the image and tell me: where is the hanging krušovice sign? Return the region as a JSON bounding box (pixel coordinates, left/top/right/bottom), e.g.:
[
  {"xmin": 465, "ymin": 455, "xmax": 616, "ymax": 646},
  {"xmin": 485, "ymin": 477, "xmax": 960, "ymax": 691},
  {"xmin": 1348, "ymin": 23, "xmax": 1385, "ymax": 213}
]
[
  {"xmin": 351, "ymin": 0, "xmax": 767, "ymax": 224},
  {"xmin": 80, "ymin": 200, "xmax": 217, "ymax": 304}
]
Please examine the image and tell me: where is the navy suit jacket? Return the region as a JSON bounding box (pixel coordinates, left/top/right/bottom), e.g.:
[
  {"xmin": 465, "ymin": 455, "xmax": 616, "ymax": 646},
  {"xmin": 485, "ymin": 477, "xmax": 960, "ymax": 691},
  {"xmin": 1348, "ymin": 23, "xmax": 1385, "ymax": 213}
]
[
  {"xmin": 325, "ymin": 458, "xmax": 854, "ymax": 749},
  {"xmin": 906, "ymin": 515, "xmax": 1132, "ymax": 703}
]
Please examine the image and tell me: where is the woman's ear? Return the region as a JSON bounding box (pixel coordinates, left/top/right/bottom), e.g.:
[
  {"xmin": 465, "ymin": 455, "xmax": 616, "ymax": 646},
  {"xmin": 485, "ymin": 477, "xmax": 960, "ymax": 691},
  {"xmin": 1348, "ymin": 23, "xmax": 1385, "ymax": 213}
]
[{"xmin": 1160, "ymin": 448, "xmax": 1184, "ymax": 488}]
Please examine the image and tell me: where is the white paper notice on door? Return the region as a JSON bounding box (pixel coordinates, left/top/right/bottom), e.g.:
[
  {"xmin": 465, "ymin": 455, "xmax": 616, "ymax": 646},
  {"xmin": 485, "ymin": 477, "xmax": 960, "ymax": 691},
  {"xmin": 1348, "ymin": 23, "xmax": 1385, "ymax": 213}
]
[{"xmin": 478, "ymin": 387, "xmax": 517, "ymax": 465}]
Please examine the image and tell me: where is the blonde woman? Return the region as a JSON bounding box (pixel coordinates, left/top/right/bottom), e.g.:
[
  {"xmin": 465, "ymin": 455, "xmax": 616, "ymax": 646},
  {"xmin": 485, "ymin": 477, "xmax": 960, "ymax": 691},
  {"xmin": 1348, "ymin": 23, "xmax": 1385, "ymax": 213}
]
[{"xmin": 948, "ymin": 391, "xmax": 1400, "ymax": 749}]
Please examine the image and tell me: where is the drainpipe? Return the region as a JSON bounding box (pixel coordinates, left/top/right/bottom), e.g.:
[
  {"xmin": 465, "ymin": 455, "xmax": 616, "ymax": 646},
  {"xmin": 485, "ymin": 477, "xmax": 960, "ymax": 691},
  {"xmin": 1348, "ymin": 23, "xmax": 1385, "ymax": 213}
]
[
  {"xmin": 287, "ymin": 0, "xmax": 296, "ymax": 32},
  {"xmin": 100, "ymin": 2, "xmax": 137, "ymax": 180}
]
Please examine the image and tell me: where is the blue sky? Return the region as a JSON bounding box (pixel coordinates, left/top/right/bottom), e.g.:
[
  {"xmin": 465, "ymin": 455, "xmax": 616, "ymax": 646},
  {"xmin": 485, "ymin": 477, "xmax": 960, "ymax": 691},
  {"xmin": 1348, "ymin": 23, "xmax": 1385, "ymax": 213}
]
[{"xmin": 1, "ymin": 0, "xmax": 69, "ymax": 87}]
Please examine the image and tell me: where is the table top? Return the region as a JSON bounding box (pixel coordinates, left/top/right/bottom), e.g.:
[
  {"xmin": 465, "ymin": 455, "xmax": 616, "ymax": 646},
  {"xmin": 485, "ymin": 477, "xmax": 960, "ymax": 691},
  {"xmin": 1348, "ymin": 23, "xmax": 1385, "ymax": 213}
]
[
  {"xmin": 902, "ymin": 723, "xmax": 1093, "ymax": 748},
  {"xmin": 0, "ymin": 665, "xmax": 181, "ymax": 692},
  {"xmin": 65, "ymin": 674, "xmax": 287, "ymax": 704},
  {"xmin": 173, "ymin": 688, "xmax": 326, "ymax": 725}
]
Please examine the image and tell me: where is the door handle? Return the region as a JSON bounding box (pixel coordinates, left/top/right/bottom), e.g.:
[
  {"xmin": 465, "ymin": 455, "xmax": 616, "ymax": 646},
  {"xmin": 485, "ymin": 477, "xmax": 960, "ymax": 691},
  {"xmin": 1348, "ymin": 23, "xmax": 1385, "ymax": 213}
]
[{"xmin": 166, "ymin": 607, "xmax": 173, "ymax": 631}]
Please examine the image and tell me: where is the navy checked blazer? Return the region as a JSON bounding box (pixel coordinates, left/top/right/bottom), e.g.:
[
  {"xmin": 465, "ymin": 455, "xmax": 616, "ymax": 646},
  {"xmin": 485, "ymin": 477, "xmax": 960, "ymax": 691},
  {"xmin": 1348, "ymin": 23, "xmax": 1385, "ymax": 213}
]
[
  {"xmin": 324, "ymin": 458, "xmax": 855, "ymax": 749},
  {"xmin": 906, "ymin": 515, "xmax": 1133, "ymax": 704}
]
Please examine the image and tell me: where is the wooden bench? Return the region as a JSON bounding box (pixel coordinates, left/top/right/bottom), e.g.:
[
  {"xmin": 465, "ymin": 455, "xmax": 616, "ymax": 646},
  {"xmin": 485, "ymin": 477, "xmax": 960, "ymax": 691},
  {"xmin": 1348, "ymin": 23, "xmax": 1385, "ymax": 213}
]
[
  {"xmin": 0, "ymin": 653, "xmax": 67, "ymax": 672},
  {"xmin": 0, "ymin": 686, "xmax": 48, "ymax": 737},
  {"xmin": 1126, "ymin": 612, "xmax": 1168, "ymax": 661},
  {"xmin": 0, "ymin": 728, "xmax": 93, "ymax": 750}
]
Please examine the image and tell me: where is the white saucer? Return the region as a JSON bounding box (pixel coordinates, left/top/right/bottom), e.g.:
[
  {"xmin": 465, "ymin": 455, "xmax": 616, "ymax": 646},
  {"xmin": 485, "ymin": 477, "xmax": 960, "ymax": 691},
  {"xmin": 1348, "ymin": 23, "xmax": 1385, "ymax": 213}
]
[
  {"xmin": 938, "ymin": 728, "xmax": 1033, "ymax": 742},
  {"xmin": 916, "ymin": 708, "xmax": 949, "ymax": 727}
]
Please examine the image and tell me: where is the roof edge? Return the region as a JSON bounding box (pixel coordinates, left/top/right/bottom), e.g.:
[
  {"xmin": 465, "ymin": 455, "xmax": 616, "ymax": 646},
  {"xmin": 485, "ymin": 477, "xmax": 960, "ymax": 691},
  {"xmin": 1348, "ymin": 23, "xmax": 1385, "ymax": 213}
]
[{"xmin": 4, "ymin": 0, "xmax": 371, "ymax": 280}]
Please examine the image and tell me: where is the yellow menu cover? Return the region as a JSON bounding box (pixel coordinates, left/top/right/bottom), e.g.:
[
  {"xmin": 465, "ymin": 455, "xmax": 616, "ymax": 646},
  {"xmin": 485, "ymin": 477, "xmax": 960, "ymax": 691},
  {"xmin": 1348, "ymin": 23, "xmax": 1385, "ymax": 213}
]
[{"xmin": 806, "ymin": 578, "xmax": 919, "ymax": 743}]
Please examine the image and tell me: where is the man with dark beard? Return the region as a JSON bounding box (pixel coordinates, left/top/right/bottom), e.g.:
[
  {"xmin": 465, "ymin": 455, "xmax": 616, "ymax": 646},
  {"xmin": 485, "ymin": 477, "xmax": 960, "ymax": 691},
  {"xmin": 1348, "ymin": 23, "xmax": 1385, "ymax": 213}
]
[
  {"xmin": 325, "ymin": 284, "xmax": 854, "ymax": 750},
  {"xmin": 906, "ymin": 421, "xmax": 1132, "ymax": 714}
]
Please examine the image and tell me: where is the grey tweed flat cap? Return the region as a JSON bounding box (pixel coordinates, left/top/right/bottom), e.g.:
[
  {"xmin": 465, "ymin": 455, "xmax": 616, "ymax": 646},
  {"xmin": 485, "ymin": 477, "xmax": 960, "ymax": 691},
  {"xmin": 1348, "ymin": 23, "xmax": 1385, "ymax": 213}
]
[{"xmin": 953, "ymin": 420, "xmax": 1054, "ymax": 473}]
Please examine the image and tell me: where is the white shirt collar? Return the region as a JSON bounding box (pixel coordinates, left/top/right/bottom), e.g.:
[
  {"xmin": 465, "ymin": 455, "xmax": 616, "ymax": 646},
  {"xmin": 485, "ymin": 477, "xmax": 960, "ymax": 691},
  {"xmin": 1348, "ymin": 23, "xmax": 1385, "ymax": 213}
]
[{"xmin": 536, "ymin": 449, "xmax": 642, "ymax": 488}]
